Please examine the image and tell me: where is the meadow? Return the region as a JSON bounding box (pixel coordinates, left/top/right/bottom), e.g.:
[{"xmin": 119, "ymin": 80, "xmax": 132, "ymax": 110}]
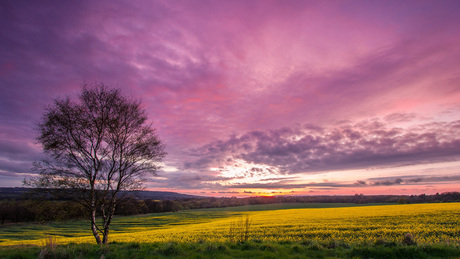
[{"xmin": 1, "ymin": 202, "xmax": 460, "ymax": 258}]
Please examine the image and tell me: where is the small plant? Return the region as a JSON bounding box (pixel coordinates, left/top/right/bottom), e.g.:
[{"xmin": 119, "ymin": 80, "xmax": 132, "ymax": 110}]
[
  {"xmin": 402, "ymin": 233, "xmax": 417, "ymax": 246},
  {"xmin": 228, "ymin": 215, "xmax": 252, "ymax": 243},
  {"xmin": 45, "ymin": 235, "xmax": 58, "ymax": 250},
  {"xmin": 39, "ymin": 236, "xmax": 58, "ymax": 259}
]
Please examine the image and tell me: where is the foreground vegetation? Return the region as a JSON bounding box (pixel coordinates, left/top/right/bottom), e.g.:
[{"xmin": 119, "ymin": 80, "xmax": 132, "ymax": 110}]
[
  {"xmin": 1, "ymin": 203, "xmax": 460, "ymax": 258},
  {"xmin": 2, "ymin": 240, "xmax": 460, "ymax": 258}
]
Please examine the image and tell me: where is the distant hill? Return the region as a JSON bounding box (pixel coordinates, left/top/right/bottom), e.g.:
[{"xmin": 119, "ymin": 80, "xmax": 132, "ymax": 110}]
[
  {"xmin": 123, "ymin": 190, "xmax": 200, "ymax": 200},
  {"xmin": 0, "ymin": 187, "xmax": 199, "ymax": 200},
  {"xmin": 0, "ymin": 187, "xmax": 30, "ymax": 200}
]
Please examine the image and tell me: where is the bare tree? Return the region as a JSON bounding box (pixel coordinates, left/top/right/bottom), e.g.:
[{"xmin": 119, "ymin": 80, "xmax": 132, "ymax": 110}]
[{"xmin": 25, "ymin": 83, "xmax": 166, "ymax": 244}]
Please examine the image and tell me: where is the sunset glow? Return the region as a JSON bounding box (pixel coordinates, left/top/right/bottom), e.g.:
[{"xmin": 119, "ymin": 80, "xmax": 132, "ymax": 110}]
[{"xmin": 1, "ymin": 0, "xmax": 460, "ymax": 197}]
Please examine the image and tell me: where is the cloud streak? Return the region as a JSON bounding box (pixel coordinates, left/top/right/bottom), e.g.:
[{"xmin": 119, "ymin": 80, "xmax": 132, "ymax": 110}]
[{"xmin": 187, "ymin": 118, "xmax": 460, "ymax": 175}]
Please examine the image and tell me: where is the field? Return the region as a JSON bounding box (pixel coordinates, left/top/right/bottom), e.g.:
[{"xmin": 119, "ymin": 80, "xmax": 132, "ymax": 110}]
[{"xmin": 1, "ymin": 202, "xmax": 460, "ymax": 258}]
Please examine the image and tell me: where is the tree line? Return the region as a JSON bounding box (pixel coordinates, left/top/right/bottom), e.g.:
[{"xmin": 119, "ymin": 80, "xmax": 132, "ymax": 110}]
[{"xmin": 2, "ymin": 192, "xmax": 460, "ymax": 225}]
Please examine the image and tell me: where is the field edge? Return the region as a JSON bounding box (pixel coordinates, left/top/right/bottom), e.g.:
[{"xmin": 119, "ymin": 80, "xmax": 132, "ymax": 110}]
[{"xmin": 1, "ymin": 239, "xmax": 460, "ymax": 259}]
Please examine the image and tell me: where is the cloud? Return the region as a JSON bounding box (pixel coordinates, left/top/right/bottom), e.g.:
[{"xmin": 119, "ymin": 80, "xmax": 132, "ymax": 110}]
[
  {"xmin": 228, "ymin": 181, "xmax": 353, "ymax": 190},
  {"xmin": 0, "ymin": 139, "xmax": 43, "ymax": 175},
  {"xmin": 384, "ymin": 113, "xmax": 417, "ymax": 123},
  {"xmin": 186, "ymin": 117, "xmax": 460, "ymax": 175},
  {"xmin": 226, "ymin": 173, "xmax": 460, "ymax": 191},
  {"xmin": 146, "ymin": 170, "xmax": 240, "ymax": 191},
  {"xmin": 372, "ymin": 178, "xmax": 403, "ymax": 186},
  {"xmin": 217, "ymin": 191, "xmax": 239, "ymax": 194},
  {"xmin": 367, "ymin": 175, "xmax": 460, "ymax": 186}
]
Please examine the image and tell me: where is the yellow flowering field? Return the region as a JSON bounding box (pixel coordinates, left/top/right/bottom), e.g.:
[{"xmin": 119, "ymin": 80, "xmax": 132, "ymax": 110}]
[{"xmin": 1, "ymin": 203, "xmax": 459, "ymax": 246}]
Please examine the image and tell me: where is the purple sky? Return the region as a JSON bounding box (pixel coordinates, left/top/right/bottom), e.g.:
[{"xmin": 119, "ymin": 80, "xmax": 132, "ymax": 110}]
[{"xmin": 1, "ymin": 0, "xmax": 460, "ymax": 196}]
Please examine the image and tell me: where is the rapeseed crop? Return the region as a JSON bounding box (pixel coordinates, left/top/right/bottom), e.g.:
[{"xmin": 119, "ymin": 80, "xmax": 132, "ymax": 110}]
[{"xmin": 1, "ymin": 203, "xmax": 459, "ymax": 246}]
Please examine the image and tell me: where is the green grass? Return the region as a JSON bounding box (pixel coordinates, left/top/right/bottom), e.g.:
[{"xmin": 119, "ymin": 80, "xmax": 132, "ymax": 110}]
[{"xmin": 1, "ymin": 240, "xmax": 460, "ymax": 258}]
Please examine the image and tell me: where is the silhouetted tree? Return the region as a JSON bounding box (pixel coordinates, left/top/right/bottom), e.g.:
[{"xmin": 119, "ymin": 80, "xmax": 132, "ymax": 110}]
[{"xmin": 25, "ymin": 83, "xmax": 166, "ymax": 244}]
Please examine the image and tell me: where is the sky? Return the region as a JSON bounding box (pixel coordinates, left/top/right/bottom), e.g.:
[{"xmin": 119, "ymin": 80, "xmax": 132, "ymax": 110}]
[{"xmin": 1, "ymin": 0, "xmax": 460, "ymax": 197}]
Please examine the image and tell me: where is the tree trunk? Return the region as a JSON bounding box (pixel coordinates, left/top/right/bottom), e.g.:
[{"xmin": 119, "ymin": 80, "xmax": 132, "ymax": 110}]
[
  {"xmin": 91, "ymin": 202, "xmax": 102, "ymax": 244},
  {"xmin": 102, "ymin": 226, "xmax": 109, "ymax": 244},
  {"xmin": 101, "ymin": 198, "xmax": 117, "ymax": 244},
  {"xmin": 102, "ymin": 213, "xmax": 109, "ymax": 244}
]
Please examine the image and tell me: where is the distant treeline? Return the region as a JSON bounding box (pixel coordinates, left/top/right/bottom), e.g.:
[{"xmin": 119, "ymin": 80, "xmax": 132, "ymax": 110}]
[
  {"xmin": 1, "ymin": 191, "xmax": 460, "ymax": 224},
  {"xmin": 0, "ymin": 188, "xmax": 197, "ymax": 201}
]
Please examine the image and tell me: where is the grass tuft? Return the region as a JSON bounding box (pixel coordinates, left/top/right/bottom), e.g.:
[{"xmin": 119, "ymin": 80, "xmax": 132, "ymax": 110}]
[{"xmin": 158, "ymin": 242, "xmax": 182, "ymax": 256}]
